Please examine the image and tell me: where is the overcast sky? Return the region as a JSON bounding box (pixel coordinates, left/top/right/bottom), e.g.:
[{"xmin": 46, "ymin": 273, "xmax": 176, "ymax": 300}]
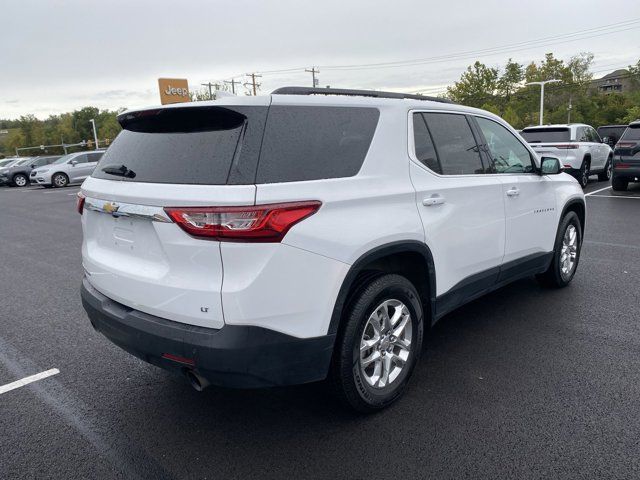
[{"xmin": 1, "ymin": 0, "xmax": 639, "ymax": 119}]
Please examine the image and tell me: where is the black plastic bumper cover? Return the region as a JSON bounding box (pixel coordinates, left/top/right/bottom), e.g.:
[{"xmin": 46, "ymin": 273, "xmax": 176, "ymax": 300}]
[{"xmin": 81, "ymin": 277, "xmax": 336, "ymax": 388}]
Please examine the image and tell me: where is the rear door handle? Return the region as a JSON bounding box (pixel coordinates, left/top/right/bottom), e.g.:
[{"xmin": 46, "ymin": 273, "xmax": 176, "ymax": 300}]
[
  {"xmin": 423, "ymin": 195, "xmax": 445, "ymax": 206},
  {"xmin": 506, "ymin": 187, "xmax": 520, "ymax": 197}
]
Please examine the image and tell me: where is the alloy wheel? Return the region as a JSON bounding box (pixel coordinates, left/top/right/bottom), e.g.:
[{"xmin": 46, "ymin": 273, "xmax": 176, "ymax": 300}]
[
  {"xmin": 14, "ymin": 175, "xmax": 27, "ymax": 187},
  {"xmin": 54, "ymin": 175, "xmax": 67, "ymax": 187},
  {"xmin": 560, "ymin": 224, "xmax": 578, "ymax": 281},
  {"xmin": 359, "ymin": 299, "xmax": 412, "ymax": 389}
]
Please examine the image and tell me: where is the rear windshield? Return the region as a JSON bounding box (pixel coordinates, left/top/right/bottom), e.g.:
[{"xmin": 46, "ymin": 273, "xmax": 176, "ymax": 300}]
[
  {"xmin": 256, "ymin": 106, "xmax": 379, "ymax": 183},
  {"xmin": 521, "ymin": 128, "xmax": 570, "ymax": 143},
  {"xmin": 92, "ymin": 104, "xmax": 378, "ymax": 185},
  {"xmin": 621, "ymin": 125, "xmax": 640, "ymax": 141},
  {"xmin": 93, "ymin": 106, "xmax": 267, "ymax": 185},
  {"xmin": 597, "ymin": 126, "xmax": 625, "ymax": 138}
]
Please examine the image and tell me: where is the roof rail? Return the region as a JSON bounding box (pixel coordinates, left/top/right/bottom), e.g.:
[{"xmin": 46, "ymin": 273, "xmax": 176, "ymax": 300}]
[{"xmin": 272, "ymin": 86, "xmax": 455, "ymax": 104}]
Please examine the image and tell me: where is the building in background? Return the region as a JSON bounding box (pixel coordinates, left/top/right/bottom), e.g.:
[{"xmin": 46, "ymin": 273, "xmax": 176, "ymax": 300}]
[{"xmin": 590, "ymin": 69, "xmax": 635, "ymax": 94}]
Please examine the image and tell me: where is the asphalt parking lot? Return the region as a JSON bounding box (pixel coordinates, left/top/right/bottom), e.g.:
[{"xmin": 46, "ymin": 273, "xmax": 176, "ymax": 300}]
[{"xmin": 1, "ymin": 180, "xmax": 639, "ymax": 480}]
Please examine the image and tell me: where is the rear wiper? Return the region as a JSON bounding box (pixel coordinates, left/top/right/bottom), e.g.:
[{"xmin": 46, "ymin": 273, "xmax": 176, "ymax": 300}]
[{"xmin": 101, "ymin": 164, "xmax": 136, "ymax": 178}]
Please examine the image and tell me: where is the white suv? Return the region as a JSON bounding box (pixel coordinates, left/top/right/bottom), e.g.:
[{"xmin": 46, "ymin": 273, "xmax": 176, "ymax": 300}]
[
  {"xmin": 31, "ymin": 150, "xmax": 105, "ymax": 187},
  {"xmin": 79, "ymin": 87, "xmax": 586, "ymax": 412},
  {"xmin": 521, "ymin": 124, "xmax": 613, "ymax": 188}
]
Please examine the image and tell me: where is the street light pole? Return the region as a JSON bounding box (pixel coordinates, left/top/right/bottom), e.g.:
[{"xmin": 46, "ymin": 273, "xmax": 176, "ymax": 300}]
[
  {"xmin": 525, "ymin": 79, "xmax": 560, "ymax": 125},
  {"xmin": 89, "ymin": 119, "xmax": 99, "ymax": 149}
]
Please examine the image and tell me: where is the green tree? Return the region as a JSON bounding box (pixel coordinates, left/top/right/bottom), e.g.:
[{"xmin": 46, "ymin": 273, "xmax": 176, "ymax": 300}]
[{"xmin": 446, "ymin": 61, "xmax": 498, "ymax": 107}]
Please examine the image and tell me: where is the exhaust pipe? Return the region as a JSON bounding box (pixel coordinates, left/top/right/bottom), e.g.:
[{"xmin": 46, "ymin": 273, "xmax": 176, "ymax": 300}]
[{"xmin": 184, "ymin": 370, "xmax": 210, "ymax": 392}]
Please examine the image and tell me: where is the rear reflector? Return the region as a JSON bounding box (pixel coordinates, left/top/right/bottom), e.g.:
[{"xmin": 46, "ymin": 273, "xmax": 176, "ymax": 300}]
[
  {"xmin": 76, "ymin": 192, "xmax": 85, "ymax": 215},
  {"xmin": 161, "ymin": 353, "xmax": 195, "ymax": 366},
  {"xmin": 164, "ymin": 201, "xmax": 322, "ymax": 242}
]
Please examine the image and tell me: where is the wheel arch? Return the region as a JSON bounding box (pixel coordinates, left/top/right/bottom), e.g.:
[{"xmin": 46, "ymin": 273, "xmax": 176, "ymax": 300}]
[
  {"xmin": 560, "ymin": 198, "xmax": 586, "ymax": 236},
  {"xmin": 328, "ymin": 241, "xmax": 437, "ymax": 336}
]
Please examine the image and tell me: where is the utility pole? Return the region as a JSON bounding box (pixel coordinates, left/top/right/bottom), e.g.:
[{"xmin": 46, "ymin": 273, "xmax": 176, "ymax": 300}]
[
  {"xmin": 525, "ymin": 79, "xmax": 560, "ymax": 125},
  {"xmin": 567, "ymin": 96, "xmax": 572, "ymax": 124},
  {"xmin": 305, "ymin": 67, "xmax": 320, "ymax": 87},
  {"xmin": 244, "ymin": 73, "xmax": 262, "ymax": 96},
  {"xmin": 201, "ymin": 82, "xmax": 215, "ymax": 99},
  {"xmin": 89, "ymin": 119, "xmax": 99, "ymax": 149},
  {"xmin": 224, "ymin": 78, "xmax": 240, "ymax": 95}
]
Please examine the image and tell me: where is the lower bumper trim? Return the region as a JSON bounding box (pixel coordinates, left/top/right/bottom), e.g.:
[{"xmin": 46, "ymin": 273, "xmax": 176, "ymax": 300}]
[{"xmin": 81, "ymin": 277, "xmax": 335, "ymax": 388}]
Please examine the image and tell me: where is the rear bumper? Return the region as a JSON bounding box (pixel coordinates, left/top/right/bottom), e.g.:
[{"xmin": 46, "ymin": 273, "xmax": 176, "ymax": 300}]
[
  {"xmin": 81, "ymin": 277, "xmax": 335, "ymax": 388},
  {"xmin": 613, "ymin": 166, "xmax": 640, "ymax": 180}
]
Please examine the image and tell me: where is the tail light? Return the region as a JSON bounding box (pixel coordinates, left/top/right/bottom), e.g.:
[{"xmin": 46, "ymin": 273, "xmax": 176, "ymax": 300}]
[
  {"xmin": 164, "ymin": 201, "xmax": 322, "ymax": 242},
  {"xmin": 76, "ymin": 192, "xmax": 86, "ymax": 215},
  {"xmin": 616, "ymin": 142, "xmax": 637, "ymax": 148},
  {"xmin": 554, "ymin": 144, "xmax": 579, "ymax": 149}
]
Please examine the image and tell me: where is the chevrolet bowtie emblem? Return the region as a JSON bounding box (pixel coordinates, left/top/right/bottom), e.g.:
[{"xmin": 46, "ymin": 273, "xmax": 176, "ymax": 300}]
[{"xmin": 102, "ymin": 202, "xmax": 119, "ymax": 214}]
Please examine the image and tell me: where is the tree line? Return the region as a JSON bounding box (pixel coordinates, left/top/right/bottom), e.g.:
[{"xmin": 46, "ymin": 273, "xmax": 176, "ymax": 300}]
[
  {"xmin": 2, "ymin": 52, "xmax": 639, "ymax": 157},
  {"xmin": 445, "ymin": 52, "xmax": 640, "ymax": 128}
]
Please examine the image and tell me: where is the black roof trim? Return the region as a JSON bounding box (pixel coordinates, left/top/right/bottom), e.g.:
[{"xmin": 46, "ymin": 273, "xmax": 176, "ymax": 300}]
[{"xmin": 272, "ymin": 86, "xmax": 455, "ymax": 104}]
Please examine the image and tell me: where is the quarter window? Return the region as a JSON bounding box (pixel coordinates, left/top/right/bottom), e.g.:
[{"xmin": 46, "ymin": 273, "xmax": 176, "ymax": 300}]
[
  {"xmin": 412, "ymin": 113, "xmax": 441, "ymax": 174},
  {"xmin": 421, "ymin": 113, "xmax": 484, "ymax": 175},
  {"xmin": 475, "ymin": 117, "xmax": 534, "ymax": 174}
]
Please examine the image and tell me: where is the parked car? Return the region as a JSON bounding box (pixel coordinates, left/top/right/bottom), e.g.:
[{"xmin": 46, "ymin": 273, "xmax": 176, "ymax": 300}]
[
  {"xmin": 0, "ymin": 155, "xmax": 60, "ymax": 187},
  {"xmin": 521, "ymin": 124, "xmax": 613, "ymax": 188},
  {"xmin": 611, "ymin": 120, "xmax": 640, "ymax": 191},
  {"xmin": 0, "ymin": 157, "xmax": 33, "ymax": 186},
  {"xmin": 79, "ymin": 87, "xmax": 585, "ymax": 412},
  {"xmin": 31, "ymin": 150, "xmax": 105, "ymax": 188},
  {"xmin": 597, "ymin": 125, "xmax": 627, "ymax": 148}
]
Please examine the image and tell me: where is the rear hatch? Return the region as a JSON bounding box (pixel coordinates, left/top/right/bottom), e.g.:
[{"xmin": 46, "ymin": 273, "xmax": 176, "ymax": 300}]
[
  {"xmin": 521, "ymin": 127, "xmax": 573, "ymax": 162},
  {"xmin": 614, "ymin": 123, "xmax": 640, "ymax": 164},
  {"xmin": 81, "ymin": 101, "xmax": 268, "ymax": 329}
]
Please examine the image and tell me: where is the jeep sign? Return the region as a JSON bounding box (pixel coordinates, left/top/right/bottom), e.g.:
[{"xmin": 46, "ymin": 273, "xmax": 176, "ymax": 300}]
[{"xmin": 158, "ymin": 78, "xmax": 191, "ymax": 105}]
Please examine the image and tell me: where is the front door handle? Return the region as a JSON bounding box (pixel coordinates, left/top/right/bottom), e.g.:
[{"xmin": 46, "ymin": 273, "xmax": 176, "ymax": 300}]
[
  {"xmin": 506, "ymin": 187, "xmax": 520, "ymax": 197},
  {"xmin": 423, "ymin": 195, "xmax": 445, "ymax": 206}
]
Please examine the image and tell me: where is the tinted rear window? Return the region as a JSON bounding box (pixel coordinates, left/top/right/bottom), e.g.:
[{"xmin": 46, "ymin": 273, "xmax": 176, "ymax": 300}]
[
  {"xmin": 621, "ymin": 125, "xmax": 640, "ymax": 141},
  {"xmin": 93, "ymin": 106, "xmax": 267, "ymax": 185},
  {"xmin": 597, "ymin": 126, "xmax": 626, "ymax": 138},
  {"xmin": 256, "ymin": 106, "xmax": 379, "ymax": 183},
  {"xmin": 521, "ymin": 128, "xmax": 570, "ymax": 143}
]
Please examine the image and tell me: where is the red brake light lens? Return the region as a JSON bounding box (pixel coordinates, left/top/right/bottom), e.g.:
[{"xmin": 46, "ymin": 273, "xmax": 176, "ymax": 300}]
[
  {"xmin": 164, "ymin": 201, "xmax": 322, "ymax": 242},
  {"xmin": 76, "ymin": 192, "xmax": 86, "ymax": 215}
]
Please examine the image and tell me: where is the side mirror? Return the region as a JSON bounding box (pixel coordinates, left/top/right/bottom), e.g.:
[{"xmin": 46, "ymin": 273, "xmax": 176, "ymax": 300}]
[
  {"xmin": 30, "ymin": 164, "xmax": 36, "ymax": 169},
  {"xmin": 540, "ymin": 156, "xmax": 562, "ymax": 175},
  {"xmin": 70, "ymin": 160, "xmax": 78, "ymax": 166}
]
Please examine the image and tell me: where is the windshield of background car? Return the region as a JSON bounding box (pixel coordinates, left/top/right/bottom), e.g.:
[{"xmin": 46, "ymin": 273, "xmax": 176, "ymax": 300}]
[
  {"xmin": 51, "ymin": 154, "xmax": 75, "ymax": 165},
  {"xmin": 0, "ymin": 159, "xmax": 17, "ymax": 167},
  {"xmin": 521, "ymin": 128, "xmax": 571, "ymax": 143}
]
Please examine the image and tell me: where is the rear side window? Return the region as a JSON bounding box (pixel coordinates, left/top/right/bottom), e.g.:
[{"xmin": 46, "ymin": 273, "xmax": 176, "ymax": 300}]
[
  {"xmin": 521, "ymin": 128, "xmax": 570, "ymax": 143},
  {"xmin": 93, "ymin": 106, "xmax": 267, "ymax": 185},
  {"xmin": 621, "ymin": 125, "xmax": 640, "ymax": 141},
  {"xmin": 256, "ymin": 106, "xmax": 379, "ymax": 183},
  {"xmin": 87, "ymin": 152, "xmax": 104, "ymax": 162},
  {"xmin": 422, "ymin": 113, "xmax": 484, "ymax": 175}
]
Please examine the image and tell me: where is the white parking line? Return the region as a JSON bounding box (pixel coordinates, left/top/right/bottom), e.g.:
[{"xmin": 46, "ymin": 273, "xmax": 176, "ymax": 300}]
[
  {"xmin": 0, "ymin": 368, "xmax": 60, "ymax": 395},
  {"xmin": 587, "ymin": 194, "xmax": 640, "ymax": 199},
  {"xmin": 585, "ymin": 186, "xmax": 612, "ymax": 196}
]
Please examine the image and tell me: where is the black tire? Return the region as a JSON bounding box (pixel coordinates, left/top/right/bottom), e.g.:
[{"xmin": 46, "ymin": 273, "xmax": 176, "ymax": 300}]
[
  {"xmin": 598, "ymin": 157, "xmax": 612, "ymax": 181},
  {"xmin": 12, "ymin": 173, "xmax": 29, "ymax": 187},
  {"xmin": 536, "ymin": 212, "xmax": 582, "ymax": 289},
  {"xmin": 611, "ymin": 176, "xmax": 628, "ymax": 192},
  {"xmin": 51, "ymin": 173, "xmax": 69, "ymax": 188},
  {"xmin": 330, "ymin": 274, "xmax": 424, "ymax": 413},
  {"xmin": 578, "ymin": 159, "xmax": 590, "ymax": 189}
]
